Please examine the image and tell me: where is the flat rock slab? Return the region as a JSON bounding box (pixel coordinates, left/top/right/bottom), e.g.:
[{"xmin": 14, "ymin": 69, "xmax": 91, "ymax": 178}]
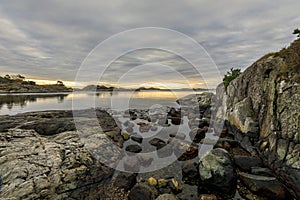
[{"xmin": 239, "ymin": 172, "xmax": 290, "ymax": 200}]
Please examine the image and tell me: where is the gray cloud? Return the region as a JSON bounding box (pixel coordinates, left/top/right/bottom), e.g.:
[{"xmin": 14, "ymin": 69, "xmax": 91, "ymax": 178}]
[{"xmin": 0, "ymin": 0, "xmax": 299, "ymax": 88}]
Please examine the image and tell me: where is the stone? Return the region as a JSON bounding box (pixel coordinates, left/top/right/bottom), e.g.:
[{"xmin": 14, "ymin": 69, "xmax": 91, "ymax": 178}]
[
  {"xmin": 177, "ymin": 145, "xmax": 198, "ymax": 161},
  {"xmin": 176, "ymin": 184, "xmax": 198, "ymax": 200},
  {"xmin": 157, "ymin": 144, "xmax": 173, "ymax": 158},
  {"xmin": 250, "ymin": 167, "xmax": 274, "ymax": 177},
  {"xmin": 34, "ymin": 118, "xmax": 76, "ymax": 135},
  {"xmin": 199, "ymin": 148, "xmax": 237, "ymax": 195},
  {"xmin": 199, "ymin": 194, "xmax": 217, "ymax": 200},
  {"xmin": 125, "ymin": 144, "xmax": 142, "ymax": 153},
  {"xmin": 169, "ymin": 132, "xmax": 186, "ymax": 140},
  {"xmin": 131, "ymin": 134, "xmax": 143, "ymax": 143},
  {"xmin": 156, "ymin": 194, "xmax": 178, "ymax": 200},
  {"xmin": 124, "ymin": 156, "xmax": 140, "ymax": 172},
  {"xmin": 114, "ymin": 172, "xmax": 137, "ymax": 191},
  {"xmin": 182, "ymin": 160, "xmax": 199, "ymax": 185},
  {"xmin": 239, "ymin": 172, "xmax": 290, "ymax": 200},
  {"xmin": 149, "ymin": 138, "xmax": 166, "ymax": 149},
  {"xmin": 168, "ymin": 178, "xmax": 182, "ymax": 194},
  {"xmin": 151, "ymin": 125, "xmax": 158, "ymax": 131},
  {"xmin": 157, "ymin": 179, "xmax": 168, "ymax": 188},
  {"xmin": 148, "ymin": 177, "xmax": 158, "ymax": 186},
  {"xmin": 128, "ymin": 183, "xmax": 159, "ymax": 200},
  {"xmin": 122, "ymin": 132, "xmax": 130, "ymax": 140},
  {"xmin": 126, "ymin": 127, "xmax": 134, "ymax": 133},
  {"xmin": 233, "ymin": 155, "xmax": 263, "ymax": 172},
  {"xmin": 189, "ymin": 127, "xmax": 208, "ymax": 143}
]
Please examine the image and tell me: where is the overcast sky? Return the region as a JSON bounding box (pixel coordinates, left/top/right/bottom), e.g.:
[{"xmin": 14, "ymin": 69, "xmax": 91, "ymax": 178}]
[{"xmin": 0, "ymin": 0, "xmax": 299, "ymax": 88}]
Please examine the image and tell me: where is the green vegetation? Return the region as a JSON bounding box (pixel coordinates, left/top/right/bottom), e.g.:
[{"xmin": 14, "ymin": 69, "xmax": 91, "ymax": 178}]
[
  {"xmin": 293, "ymin": 28, "xmax": 300, "ymax": 37},
  {"xmin": 223, "ymin": 68, "xmax": 242, "ymax": 87}
]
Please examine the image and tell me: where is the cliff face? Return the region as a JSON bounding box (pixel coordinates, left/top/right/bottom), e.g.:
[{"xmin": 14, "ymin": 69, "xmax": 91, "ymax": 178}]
[{"xmin": 216, "ymin": 39, "xmax": 300, "ymax": 198}]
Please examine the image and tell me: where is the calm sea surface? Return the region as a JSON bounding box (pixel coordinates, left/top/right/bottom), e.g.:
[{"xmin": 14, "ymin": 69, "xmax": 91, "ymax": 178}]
[{"xmin": 0, "ymin": 90, "xmax": 204, "ymax": 115}]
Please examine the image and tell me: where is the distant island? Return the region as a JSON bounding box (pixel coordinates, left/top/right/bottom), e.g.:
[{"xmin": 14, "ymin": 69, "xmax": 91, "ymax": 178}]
[
  {"xmin": 0, "ymin": 74, "xmax": 72, "ymax": 93},
  {"xmin": 80, "ymin": 84, "xmax": 211, "ymax": 92},
  {"xmin": 0, "ymin": 75, "xmax": 211, "ymax": 93}
]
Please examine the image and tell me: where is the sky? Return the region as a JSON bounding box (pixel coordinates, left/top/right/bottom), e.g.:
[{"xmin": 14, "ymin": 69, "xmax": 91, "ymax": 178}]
[{"xmin": 0, "ymin": 0, "xmax": 299, "ymax": 89}]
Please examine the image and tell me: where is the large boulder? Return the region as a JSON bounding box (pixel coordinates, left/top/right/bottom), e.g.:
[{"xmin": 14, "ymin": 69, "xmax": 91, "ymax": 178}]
[{"xmin": 198, "ymin": 148, "xmax": 237, "ymax": 195}]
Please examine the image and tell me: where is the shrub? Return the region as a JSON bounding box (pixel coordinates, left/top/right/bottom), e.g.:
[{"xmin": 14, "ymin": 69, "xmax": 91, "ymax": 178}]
[
  {"xmin": 293, "ymin": 28, "xmax": 300, "ymax": 37},
  {"xmin": 223, "ymin": 68, "xmax": 242, "ymax": 87}
]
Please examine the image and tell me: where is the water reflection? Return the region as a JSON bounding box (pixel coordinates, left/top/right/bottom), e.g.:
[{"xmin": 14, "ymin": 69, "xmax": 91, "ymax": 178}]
[
  {"xmin": 0, "ymin": 94, "xmax": 69, "ymax": 110},
  {"xmin": 0, "ymin": 91, "xmax": 196, "ymax": 115}
]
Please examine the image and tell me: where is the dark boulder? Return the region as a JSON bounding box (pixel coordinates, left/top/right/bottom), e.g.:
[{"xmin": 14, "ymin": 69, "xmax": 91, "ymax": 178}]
[
  {"xmin": 128, "ymin": 183, "xmax": 159, "ymax": 200},
  {"xmin": 198, "ymin": 148, "xmax": 237, "ymax": 195}
]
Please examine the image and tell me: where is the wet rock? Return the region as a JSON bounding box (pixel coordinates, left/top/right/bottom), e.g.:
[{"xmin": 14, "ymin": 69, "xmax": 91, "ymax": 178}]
[
  {"xmin": 105, "ymin": 129, "xmax": 123, "ymax": 144},
  {"xmin": 239, "ymin": 172, "xmax": 290, "ymax": 200},
  {"xmin": 151, "ymin": 125, "xmax": 158, "ymax": 131},
  {"xmin": 250, "ymin": 167, "xmax": 274, "ymax": 177},
  {"xmin": 139, "ymin": 125, "xmax": 151, "ymax": 133},
  {"xmin": 182, "ymin": 160, "xmax": 199, "ymax": 185},
  {"xmin": 198, "ymin": 119, "xmax": 209, "ymax": 129},
  {"xmin": 233, "ymin": 155, "xmax": 263, "ymax": 172},
  {"xmin": 168, "ymin": 178, "xmax": 182, "ymax": 194},
  {"xmin": 176, "ymin": 184, "xmax": 198, "ymax": 200},
  {"xmin": 169, "ymin": 132, "xmax": 186, "ymax": 140},
  {"xmin": 199, "ymin": 148, "xmax": 237, "ymax": 195},
  {"xmin": 126, "ymin": 126, "xmax": 134, "ymax": 133},
  {"xmin": 114, "ymin": 172, "xmax": 137, "ymax": 191},
  {"xmin": 157, "ymin": 179, "xmax": 168, "ymax": 188},
  {"xmin": 156, "ymin": 194, "xmax": 178, "ymax": 200},
  {"xmin": 149, "ymin": 138, "xmax": 166, "ymax": 149},
  {"xmin": 26, "ymin": 118, "xmax": 75, "ymax": 135},
  {"xmin": 124, "ymin": 156, "xmax": 140, "ymax": 172},
  {"xmin": 131, "ymin": 134, "xmax": 143, "ymax": 143},
  {"xmin": 199, "ymin": 194, "xmax": 217, "ymax": 200},
  {"xmin": 170, "ymin": 117, "xmax": 182, "ymax": 125},
  {"xmin": 123, "ymin": 120, "xmax": 130, "ymax": 127},
  {"xmin": 177, "ymin": 145, "xmax": 198, "ymax": 161},
  {"xmin": 125, "ymin": 144, "xmax": 142, "ymax": 153},
  {"xmin": 158, "ymin": 118, "xmax": 169, "ymax": 126},
  {"xmin": 128, "ymin": 183, "xmax": 159, "ymax": 200},
  {"xmin": 137, "ymin": 154, "xmax": 154, "ymax": 167},
  {"xmin": 122, "ymin": 132, "xmax": 130, "ymax": 140},
  {"xmin": 157, "ymin": 144, "xmax": 173, "ymax": 158},
  {"xmin": 189, "ymin": 127, "xmax": 208, "ymax": 143}
]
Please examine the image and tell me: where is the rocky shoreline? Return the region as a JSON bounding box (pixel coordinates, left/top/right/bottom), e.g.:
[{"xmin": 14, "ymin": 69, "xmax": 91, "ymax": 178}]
[
  {"xmin": 1, "ymin": 38, "xmax": 299, "ymax": 200},
  {"xmin": 0, "ymin": 91, "xmax": 296, "ymax": 199},
  {"xmin": 0, "ymin": 83, "xmax": 72, "ymax": 93}
]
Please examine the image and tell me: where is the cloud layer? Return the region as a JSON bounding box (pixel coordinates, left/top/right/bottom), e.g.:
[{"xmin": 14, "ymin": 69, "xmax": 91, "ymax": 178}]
[{"xmin": 0, "ymin": 0, "xmax": 299, "ymax": 88}]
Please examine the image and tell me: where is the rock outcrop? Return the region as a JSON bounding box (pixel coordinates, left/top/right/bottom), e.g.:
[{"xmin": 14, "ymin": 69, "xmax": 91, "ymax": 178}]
[
  {"xmin": 0, "ymin": 109, "xmax": 123, "ymax": 199},
  {"xmin": 215, "ymin": 39, "xmax": 300, "ymax": 198}
]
